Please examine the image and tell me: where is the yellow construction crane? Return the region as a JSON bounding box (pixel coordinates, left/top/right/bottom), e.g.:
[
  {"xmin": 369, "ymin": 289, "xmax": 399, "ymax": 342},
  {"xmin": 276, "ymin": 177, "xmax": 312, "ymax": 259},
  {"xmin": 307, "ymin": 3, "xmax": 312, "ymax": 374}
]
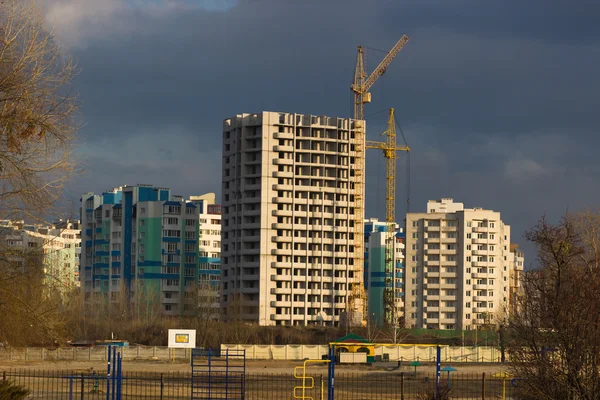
[
  {"xmin": 347, "ymin": 35, "xmax": 410, "ymax": 326},
  {"xmin": 366, "ymin": 108, "xmax": 410, "ymax": 325}
]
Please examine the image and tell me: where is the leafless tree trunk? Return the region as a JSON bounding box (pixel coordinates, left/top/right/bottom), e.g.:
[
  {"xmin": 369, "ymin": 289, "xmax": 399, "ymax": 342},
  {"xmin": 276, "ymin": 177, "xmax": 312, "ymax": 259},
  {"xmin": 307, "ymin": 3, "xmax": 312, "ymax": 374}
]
[
  {"xmin": 0, "ymin": 0, "xmax": 78, "ymax": 219},
  {"xmin": 0, "ymin": 0, "xmax": 78, "ymax": 346}
]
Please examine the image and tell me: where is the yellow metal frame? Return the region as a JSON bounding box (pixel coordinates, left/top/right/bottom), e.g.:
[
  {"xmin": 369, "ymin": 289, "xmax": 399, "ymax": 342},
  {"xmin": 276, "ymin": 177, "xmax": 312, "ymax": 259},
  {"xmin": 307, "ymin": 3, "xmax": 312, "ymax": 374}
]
[{"xmin": 293, "ymin": 359, "xmax": 331, "ymax": 400}]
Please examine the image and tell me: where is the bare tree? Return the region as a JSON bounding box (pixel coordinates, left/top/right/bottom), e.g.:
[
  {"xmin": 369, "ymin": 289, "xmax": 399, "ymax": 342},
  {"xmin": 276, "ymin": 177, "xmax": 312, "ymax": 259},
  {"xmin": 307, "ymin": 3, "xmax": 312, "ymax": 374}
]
[
  {"xmin": 0, "ymin": 0, "xmax": 78, "ymax": 218},
  {"xmin": 508, "ymin": 214, "xmax": 600, "ymax": 399}
]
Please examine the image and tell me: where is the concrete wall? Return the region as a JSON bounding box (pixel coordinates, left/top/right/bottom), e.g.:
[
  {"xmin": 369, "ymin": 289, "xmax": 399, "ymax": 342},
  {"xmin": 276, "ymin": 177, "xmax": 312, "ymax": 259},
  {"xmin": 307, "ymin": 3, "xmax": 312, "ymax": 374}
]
[{"xmin": 0, "ymin": 345, "xmax": 505, "ymax": 363}]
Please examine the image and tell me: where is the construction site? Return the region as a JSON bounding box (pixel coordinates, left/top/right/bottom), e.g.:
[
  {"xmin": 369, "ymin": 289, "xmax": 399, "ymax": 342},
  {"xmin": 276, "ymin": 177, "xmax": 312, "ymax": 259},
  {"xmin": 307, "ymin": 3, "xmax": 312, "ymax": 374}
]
[{"xmin": 220, "ymin": 35, "xmax": 411, "ymax": 329}]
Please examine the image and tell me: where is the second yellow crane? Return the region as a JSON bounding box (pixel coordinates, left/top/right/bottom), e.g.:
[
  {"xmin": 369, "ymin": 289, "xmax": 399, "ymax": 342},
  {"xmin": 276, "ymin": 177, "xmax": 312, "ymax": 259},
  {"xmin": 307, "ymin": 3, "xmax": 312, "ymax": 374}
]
[{"xmin": 366, "ymin": 108, "xmax": 410, "ymax": 325}]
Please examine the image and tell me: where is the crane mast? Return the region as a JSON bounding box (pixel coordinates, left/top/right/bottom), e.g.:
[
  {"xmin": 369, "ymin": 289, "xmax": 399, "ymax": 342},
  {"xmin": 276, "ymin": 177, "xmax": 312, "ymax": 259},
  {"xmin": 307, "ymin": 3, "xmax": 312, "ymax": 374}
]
[
  {"xmin": 366, "ymin": 108, "xmax": 410, "ymax": 325},
  {"xmin": 348, "ymin": 35, "xmax": 410, "ymax": 326}
]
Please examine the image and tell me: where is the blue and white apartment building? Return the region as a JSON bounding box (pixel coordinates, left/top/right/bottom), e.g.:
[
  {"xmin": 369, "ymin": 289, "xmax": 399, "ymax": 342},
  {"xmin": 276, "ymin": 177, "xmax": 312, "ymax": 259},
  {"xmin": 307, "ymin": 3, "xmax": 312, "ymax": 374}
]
[
  {"xmin": 364, "ymin": 218, "xmax": 406, "ymax": 326},
  {"xmin": 80, "ymin": 185, "xmax": 221, "ymax": 317}
]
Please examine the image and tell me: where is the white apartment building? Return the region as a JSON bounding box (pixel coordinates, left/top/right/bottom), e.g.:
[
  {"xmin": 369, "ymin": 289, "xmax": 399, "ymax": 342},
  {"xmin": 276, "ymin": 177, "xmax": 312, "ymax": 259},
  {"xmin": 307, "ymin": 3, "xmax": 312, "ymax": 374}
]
[
  {"xmin": 509, "ymin": 244, "xmax": 524, "ymax": 315},
  {"xmin": 190, "ymin": 193, "xmax": 222, "ymax": 319},
  {"xmin": 405, "ymin": 198, "xmax": 519, "ymax": 330},
  {"xmin": 221, "ymin": 112, "xmax": 363, "ymax": 326}
]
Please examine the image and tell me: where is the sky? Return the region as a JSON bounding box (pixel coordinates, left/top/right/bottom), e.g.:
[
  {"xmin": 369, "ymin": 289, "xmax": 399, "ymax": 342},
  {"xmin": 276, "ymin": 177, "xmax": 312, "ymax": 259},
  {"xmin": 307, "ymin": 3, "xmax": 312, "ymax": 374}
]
[{"xmin": 41, "ymin": 0, "xmax": 600, "ymax": 266}]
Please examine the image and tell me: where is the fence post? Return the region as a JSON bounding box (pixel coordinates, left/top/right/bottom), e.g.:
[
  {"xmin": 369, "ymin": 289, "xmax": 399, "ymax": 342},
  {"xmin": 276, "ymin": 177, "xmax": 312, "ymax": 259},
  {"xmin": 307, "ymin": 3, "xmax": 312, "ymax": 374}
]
[
  {"xmin": 400, "ymin": 372, "xmax": 405, "ymax": 400},
  {"xmin": 89, "ymin": 347, "xmax": 91, "ymax": 362},
  {"xmin": 160, "ymin": 373, "xmax": 164, "ymax": 400},
  {"xmin": 481, "ymin": 372, "xmax": 486, "ymax": 400},
  {"xmin": 80, "ymin": 373, "xmax": 85, "ymax": 400},
  {"xmin": 2, "ymin": 370, "xmax": 6, "ymax": 382}
]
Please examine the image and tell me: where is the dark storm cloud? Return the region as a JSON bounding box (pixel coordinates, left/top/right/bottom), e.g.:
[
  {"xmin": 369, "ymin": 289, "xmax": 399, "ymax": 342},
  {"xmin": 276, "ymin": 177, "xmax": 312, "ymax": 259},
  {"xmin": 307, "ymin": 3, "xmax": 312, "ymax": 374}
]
[{"xmin": 54, "ymin": 0, "xmax": 600, "ymax": 264}]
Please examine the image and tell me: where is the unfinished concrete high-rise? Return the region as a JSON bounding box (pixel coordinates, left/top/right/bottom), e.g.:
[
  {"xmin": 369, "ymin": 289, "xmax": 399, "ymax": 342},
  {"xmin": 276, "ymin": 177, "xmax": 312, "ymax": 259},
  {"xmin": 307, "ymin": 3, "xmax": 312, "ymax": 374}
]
[{"xmin": 221, "ymin": 112, "xmax": 364, "ymax": 326}]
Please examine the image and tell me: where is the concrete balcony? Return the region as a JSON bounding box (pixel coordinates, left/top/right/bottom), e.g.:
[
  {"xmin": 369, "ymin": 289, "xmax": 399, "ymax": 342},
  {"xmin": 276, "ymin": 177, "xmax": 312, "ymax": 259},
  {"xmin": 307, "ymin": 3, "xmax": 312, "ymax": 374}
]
[
  {"xmin": 441, "ymin": 225, "xmax": 458, "ymax": 231},
  {"xmin": 273, "ymin": 197, "xmax": 293, "ymax": 204},
  {"xmin": 472, "ymin": 249, "xmax": 488, "ymax": 256},
  {"xmin": 243, "ymin": 184, "xmax": 261, "ymax": 191},
  {"xmin": 272, "ymin": 223, "xmax": 293, "ymax": 230},
  {"xmin": 424, "ymin": 225, "xmax": 441, "ymax": 231},
  {"xmin": 270, "ymin": 274, "xmax": 290, "ymax": 281},
  {"xmin": 274, "ymin": 132, "xmax": 294, "ymax": 140},
  {"xmin": 270, "ymin": 288, "xmax": 291, "ymax": 295},
  {"xmin": 274, "ymin": 145, "xmax": 294, "ymax": 152},
  {"xmin": 471, "ymin": 272, "xmax": 488, "ymax": 279},
  {"xmin": 273, "ymin": 171, "xmax": 293, "ymax": 179},
  {"xmin": 273, "ymin": 158, "xmax": 293, "ymax": 166},
  {"xmin": 272, "ymin": 236, "xmax": 292, "ymax": 243},
  {"xmin": 472, "ymin": 226, "xmax": 489, "ymax": 233},
  {"xmin": 440, "ymin": 272, "xmax": 457, "ymax": 278},
  {"xmin": 471, "ymin": 261, "xmax": 487, "ymax": 267},
  {"xmin": 440, "ymin": 283, "xmax": 457, "ymax": 289},
  {"xmin": 473, "ymin": 284, "xmax": 488, "ymax": 290},
  {"xmin": 271, "ymin": 262, "xmax": 292, "ymax": 269},
  {"xmin": 474, "ymin": 295, "xmax": 488, "ymax": 302},
  {"xmin": 440, "ymin": 249, "xmax": 457, "ymax": 255},
  {"xmin": 441, "ymin": 261, "xmax": 457, "ymax": 267},
  {"xmin": 270, "ymin": 301, "xmax": 290, "ymax": 307},
  {"xmin": 272, "ymin": 209, "xmax": 293, "ymax": 217},
  {"xmin": 271, "ymin": 249, "xmax": 292, "ymax": 256},
  {"xmin": 270, "ymin": 314, "xmax": 291, "ymax": 321},
  {"xmin": 473, "ymin": 307, "xmax": 488, "ymax": 313},
  {"xmin": 472, "ymin": 238, "xmax": 490, "ymax": 245},
  {"xmin": 274, "ymin": 184, "xmax": 294, "ymax": 191},
  {"xmin": 441, "ymin": 238, "xmax": 457, "ymax": 244}
]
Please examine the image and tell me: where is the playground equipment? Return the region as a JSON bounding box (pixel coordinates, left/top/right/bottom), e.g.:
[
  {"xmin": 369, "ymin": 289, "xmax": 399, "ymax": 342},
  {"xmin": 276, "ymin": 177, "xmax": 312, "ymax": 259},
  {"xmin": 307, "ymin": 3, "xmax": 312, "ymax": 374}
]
[
  {"xmin": 191, "ymin": 348, "xmax": 246, "ymax": 400},
  {"xmin": 65, "ymin": 345, "xmax": 123, "ymax": 400},
  {"xmin": 293, "ymin": 346, "xmax": 335, "ymax": 400},
  {"xmin": 293, "ymin": 359, "xmax": 331, "ymax": 400}
]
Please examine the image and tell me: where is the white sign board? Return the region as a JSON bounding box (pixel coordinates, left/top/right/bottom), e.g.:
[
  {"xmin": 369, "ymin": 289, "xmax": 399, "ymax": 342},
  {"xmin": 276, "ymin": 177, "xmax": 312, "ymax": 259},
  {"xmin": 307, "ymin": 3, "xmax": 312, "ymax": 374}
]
[{"xmin": 168, "ymin": 329, "xmax": 196, "ymax": 349}]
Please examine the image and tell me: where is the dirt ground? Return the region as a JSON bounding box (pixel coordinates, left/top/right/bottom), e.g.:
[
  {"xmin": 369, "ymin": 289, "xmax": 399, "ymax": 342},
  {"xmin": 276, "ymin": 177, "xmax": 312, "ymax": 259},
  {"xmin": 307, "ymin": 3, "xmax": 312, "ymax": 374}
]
[{"xmin": 0, "ymin": 358, "xmax": 509, "ymax": 376}]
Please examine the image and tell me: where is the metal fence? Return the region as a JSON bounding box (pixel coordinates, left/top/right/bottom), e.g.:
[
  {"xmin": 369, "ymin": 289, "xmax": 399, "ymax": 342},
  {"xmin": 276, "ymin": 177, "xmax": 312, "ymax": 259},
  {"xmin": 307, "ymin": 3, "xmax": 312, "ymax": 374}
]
[{"xmin": 1, "ymin": 369, "xmax": 520, "ymax": 399}]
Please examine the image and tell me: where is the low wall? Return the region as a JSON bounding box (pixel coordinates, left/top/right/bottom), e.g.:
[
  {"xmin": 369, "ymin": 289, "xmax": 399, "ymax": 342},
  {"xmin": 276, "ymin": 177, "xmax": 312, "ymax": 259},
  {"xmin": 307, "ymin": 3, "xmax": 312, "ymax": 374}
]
[
  {"xmin": 0, "ymin": 346, "xmax": 194, "ymax": 362},
  {"xmin": 0, "ymin": 345, "xmax": 505, "ymax": 363},
  {"xmin": 220, "ymin": 344, "xmax": 505, "ymax": 362}
]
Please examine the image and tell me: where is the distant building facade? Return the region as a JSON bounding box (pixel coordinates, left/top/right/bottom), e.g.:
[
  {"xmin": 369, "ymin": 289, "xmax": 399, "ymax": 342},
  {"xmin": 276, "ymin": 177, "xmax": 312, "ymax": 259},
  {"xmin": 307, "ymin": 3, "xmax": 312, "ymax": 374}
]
[
  {"xmin": 364, "ymin": 218, "xmax": 405, "ymax": 326},
  {"xmin": 405, "ymin": 198, "xmax": 522, "ymax": 330},
  {"xmin": 80, "ymin": 185, "xmax": 201, "ymax": 316},
  {"xmin": 0, "ymin": 219, "xmax": 81, "ymax": 297},
  {"xmin": 508, "ymin": 244, "xmax": 524, "ymax": 315},
  {"xmin": 190, "ymin": 193, "xmax": 221, "ymax": 319}
]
